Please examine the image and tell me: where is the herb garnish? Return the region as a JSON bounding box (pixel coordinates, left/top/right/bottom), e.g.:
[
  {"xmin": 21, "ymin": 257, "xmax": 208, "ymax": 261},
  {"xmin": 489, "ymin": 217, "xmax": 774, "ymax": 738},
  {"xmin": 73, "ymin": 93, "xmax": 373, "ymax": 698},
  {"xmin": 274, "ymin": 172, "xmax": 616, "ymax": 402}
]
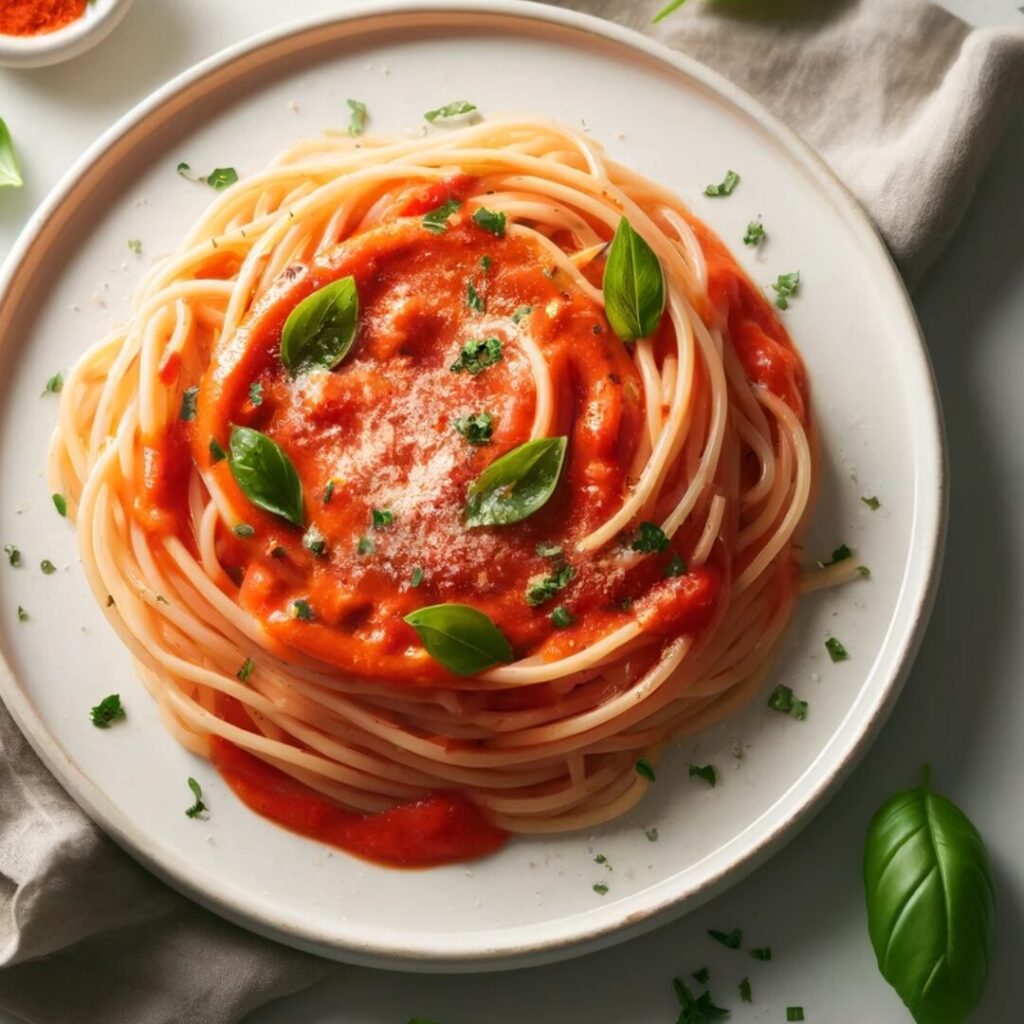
[
  {"xmin": 535, "ymin": 542, "xmax": 562, "ymax": 558},
  {"xmin": 280, "ymin": 276, "xmax": 359, "ymax": 376},
  {"xmin": 228, "ymin": 426, "xmax": 305, "ymax": 527},
  {"xmin": 43, "ymin": 372, "xmax": 63, "ymax": 395},
  {"xmin": 665, "ymin": 551, "xmax": 687, "ymax": 577},
  {"xmin": 248, "ymin": 381, "xmax": 264, "ymax": 406},
  {"xmin": 291, "ymin": 598, "xmax": 314, "ymax": 620},
  {"xmin": 185, "ymin": 777, "xmax": 207, "ymax": 818},
  {"xmin": 644, "ymin": 827, "xmax": 659, "ymax": 842},
  {"xmin": 786, "ymin": 1010, "xmax": 805, "ymax": 1022},
  {"xmin": 635, "ymin": 758, "xmax": 656, "ymax": 782},
  {"xmin": 603, "ymin": 217, "xmax": 665, "ymax": 342},
  {"xmin": 453, "ymin": 411, "xmax": 494, "ymax": 446},
  {"xmin": 525, "ymin": 562, "xmax": 575, "ymax": 607},
  {"xmin": 346, "ymin": 98, "xmax": 368, "ymax": 137},
  {"xmin": 709, "ymin": 927, "xmax": 742, "ymax": 949},
  {"xmin": 594, "ymin": 853, "xmax": 611, "ymax": 869},
  {"xmin": 4, "ymin": 544, "xmax": 20, "ymax": 567},
  {"xmin": 178, "ymin": 163, "xmax": 238, "ymax": 190},
  {"xmin": 632, "ymin": 521, "xmax": 669, "ymax": 553},
  {"xmin": 404, "ymin": 603, "xmax": 513, "ymax": 676},
  {"xmin": 302, "ymin": 524, "xmax": 327, "ymax": 556},
  {"xmin": 372, "ymin": 508, "xmax": 394, "ymax": 529},
  {"xmin": 550, "ymin": 605, "xmax": 573, "ymax": 628},
  {"xmin": 817, "ymin": 544, "xmax": 852, "ymax": 568},
  {"xmin": 40, "ymin": 559, "xmax": 56, "ymax": 575},
  {"xmin": 688, "ymin": 763, "xmax": 717, "ymax": 787},
  {"xmin": 674, "ymin": 978, "xmax": 730, "ymax": 1022},
  {"xmin": 692, "ymin": 968, "xmax": 711, "ymax": 986},
  {"xmin": 422, "ymin": 198, "xmax": 461, "ymax": 235},
  {"xmin": 825, "ymin": 636, "xmax": 848, "ymax": 662},
  {"xmin": 772, "ymin": 271, "xmax": 801, "ymax": 310},
  {"xmin": 128, "ymin": 239, "xmax": 142, "ymax": 255},
  {"xmin": 233, "ymin": 523, "xmax": 255, "ymax": 539},
  {"xmin": 323, "ymin": 480, "xmax": 335, "ymax": 503},
  {"xmin": 52, "ymin": 494, "xmax": 67, "ymax": 517},
  {"xmin": 480, "ymin": 255, "xmax": 492, "ymax": 272},
  {"xmin": 768, "ymin": 684, "xmax": 808, "ymax": 720},
  {"xmin": 593, "ymin": 882, "xmax": 609, "ymax": 895},
  {"xmin": 424, "ymin": 100, "xmax": 477, "ymax": 123},
  {"xmin": 0, "ymin": 118, "xmax": 23, "ymax": 189},
  {"xmin": 410, "ymin": 566, "xmax": 424, "ymax": 588},
  {"xmin": 450, "ymin": 336, "xmax": 502, "ymax": 375},
  {"xmin": 357, "ymin": 536, "xmax": 376, "ymax": 555},
  {"xmin": 739, "ymin": 978, "xmax": 752, "ymax": 1003},
  {"xmin": 861, "ymin": 495, "xmax": 881, "ymax": 510},
  {"xmin": 209, "ymin": 439, "xmax": 227, "ymax": 463},
  {"xmin": 704, "ymin": 170, "xmax": 740, "ymax": 197},
  {"xmin": 511, "ymin": 305, "xmax": 533, "ymax": 324},
  {"xmin": 743, "ymin": 220, "xmax": 765, "ymax": 247},
  {"xmin": 465, "ymin": 437, "xmax": 567, "ymax": 527},
  {"xmin": 466, "ymin": 280, "xmax": 485, "ymax": 313},
  {"xmin": 750, "ymin": 947, "xmax": 772, "ymax": 961},
  {"xmin": 90, "ymin": 694, "xmax": 125, "ymax": 728},
  {"xmin": 236, "ymin": 658, "xmax": 254, "ymax": 682},
  {"xmin": 16, "ymin": 606, "xmax": 28, "ymax": 622},
  {"xmin": 179, "ymin": 386, "xmax": 199, "ymax": 421},
  {"xmin": 471, "ymin": 207, "xmax": 506, "ymax": 237}
]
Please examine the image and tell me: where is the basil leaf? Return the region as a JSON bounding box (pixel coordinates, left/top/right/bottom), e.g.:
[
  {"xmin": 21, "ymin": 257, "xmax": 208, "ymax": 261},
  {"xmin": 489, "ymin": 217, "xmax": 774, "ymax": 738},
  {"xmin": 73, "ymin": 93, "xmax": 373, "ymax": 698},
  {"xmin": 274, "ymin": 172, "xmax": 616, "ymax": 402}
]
[
  {"xmin": 603, "ymin": 218, "xmax": 665, "ymax": 342},
  {"xmin": 404, "ymin": 603, "xmax": 513, "ymax": 676},
  {"xmin": 228, "ymin": 426, "xmax": 305, "ymax": 527},
  {"xmin": 0, "ymin": 119, "xmax": 23, "ymax": 189},
  {"xmin": 346, "ymin": 98, "xmax": 367, "ymax": 138},
  {"xmin": 280, "ymin": 276, "xmax": 359, "ymax": 376},
  {"xmin": 864, "ymin": 773, "xmax": 995, "ymax": 1024},
  {"xmin": 465, "ymin": 436, "xmax": 567, "ymax": 527},
  {"xmin": 424, "ymin": 100, "xmax": 477, "ymax": 124}
]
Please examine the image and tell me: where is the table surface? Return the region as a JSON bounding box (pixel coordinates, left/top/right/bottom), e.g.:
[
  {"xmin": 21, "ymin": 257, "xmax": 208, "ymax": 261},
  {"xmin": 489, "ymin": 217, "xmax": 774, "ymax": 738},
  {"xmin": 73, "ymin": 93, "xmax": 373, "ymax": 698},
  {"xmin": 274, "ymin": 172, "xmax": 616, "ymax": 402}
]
[{"xmin": 2, "ymin": 1, "xmax": 1022, "ymax": 1022}]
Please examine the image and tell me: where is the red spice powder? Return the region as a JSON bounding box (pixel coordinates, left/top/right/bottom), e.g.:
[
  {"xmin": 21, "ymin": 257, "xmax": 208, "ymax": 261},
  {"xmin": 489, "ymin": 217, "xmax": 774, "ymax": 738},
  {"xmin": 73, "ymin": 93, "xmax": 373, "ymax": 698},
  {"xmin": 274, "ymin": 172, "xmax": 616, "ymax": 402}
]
[{"xmin": 0, "ymin": 0, "xmax": 88, "ymax": 36}]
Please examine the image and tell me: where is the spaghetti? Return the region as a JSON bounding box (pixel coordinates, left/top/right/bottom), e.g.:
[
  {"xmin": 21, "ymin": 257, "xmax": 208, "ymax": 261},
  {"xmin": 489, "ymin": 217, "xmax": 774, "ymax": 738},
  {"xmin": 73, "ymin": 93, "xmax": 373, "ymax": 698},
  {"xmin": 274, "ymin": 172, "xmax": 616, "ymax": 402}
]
[{"xmin": 50, "ymin": 119, "xmax": 820, "ymax": 867}]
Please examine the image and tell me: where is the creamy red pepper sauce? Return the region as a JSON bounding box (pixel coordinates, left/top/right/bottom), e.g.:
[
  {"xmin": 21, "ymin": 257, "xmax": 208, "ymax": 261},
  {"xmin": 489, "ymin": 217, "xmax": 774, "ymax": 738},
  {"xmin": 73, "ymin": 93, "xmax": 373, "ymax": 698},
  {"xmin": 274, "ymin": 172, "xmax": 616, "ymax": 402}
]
[{"xmin": 140, "ymin": 181, "xmax": 807, "ymax": 867}]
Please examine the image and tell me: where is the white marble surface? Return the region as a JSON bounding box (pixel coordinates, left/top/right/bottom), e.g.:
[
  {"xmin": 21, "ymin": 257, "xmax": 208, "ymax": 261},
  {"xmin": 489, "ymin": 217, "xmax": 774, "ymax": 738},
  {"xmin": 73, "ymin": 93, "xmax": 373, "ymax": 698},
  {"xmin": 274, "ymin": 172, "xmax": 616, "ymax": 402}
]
[{"xmin": 1, "ymin": 1, "xmax": 1022, "ymax": 1021}]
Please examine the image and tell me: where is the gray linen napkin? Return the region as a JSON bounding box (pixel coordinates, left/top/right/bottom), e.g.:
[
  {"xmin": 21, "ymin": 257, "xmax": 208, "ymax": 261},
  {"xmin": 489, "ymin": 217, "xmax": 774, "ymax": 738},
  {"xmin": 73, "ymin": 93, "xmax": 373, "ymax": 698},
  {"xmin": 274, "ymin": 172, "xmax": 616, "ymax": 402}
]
[{"xmin": 2, "ymin": 3, "xmax": 1024, "ymax": 1024}]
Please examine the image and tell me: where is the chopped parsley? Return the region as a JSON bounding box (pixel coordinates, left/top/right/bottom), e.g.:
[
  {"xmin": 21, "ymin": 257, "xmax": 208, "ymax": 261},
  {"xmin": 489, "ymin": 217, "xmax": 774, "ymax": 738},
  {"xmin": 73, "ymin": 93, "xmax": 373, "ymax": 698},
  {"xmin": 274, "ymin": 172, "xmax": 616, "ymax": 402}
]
[
  {"xmin": 535, "ymin": 541, "xmax": 563, "ymax": 558},
  {"xmin": 772, "ymin": 271, "xmax": 801, "ymax": 310},
  {"xmin": 787, "ymin": 1010, "xmax": 805, "ymax": 1022},
  {"xmin": 632, "ymin": 521, "xmax": 669, "ymax": 554},
  {"xmin": 323, "ymin": 480, "xmax": 336, "ymax": 503},
  {"xmin": 270, "ymin": 545, "xmax": 287, "ymax": 559},
  {"xmin": 90, "ymin": 694, "xmax": 125, "ymax": 728},
  {"xmin": 128, "ymin": 238, "xmax": 142, "ymax": 255},
  {"xmin": 371, "ymin": 508, "xmax": 394, "ymax": 529},
  {"xmin": 817, "ymin": 543, "xmax": 851, "ymax": 568},
  {"xmin": 16, "ymin": 606, "xmax": 28, "ymax": 622},
  {"xmin": 743, "ymin": 220, "xmax": 765, "ymax": 246},
  {"xmin": 739, "ymin": 977, "xmax": 752, "ymax": 1003},
  {"xmin": 768, "ymin": 684, "xmax": 808, "ymax": 720},
  {"xmin": 825, "ymin": 636, "xmax": 848, "ymax": 662},
  {"xmin": 861, "ymin": 495, "xmax": 881, "ymax": 510},
  {"xmin": 644, "ymin": 827, "xmax": 659, "ymax": 842},
  {"xmin": 674, "ymin": 979, "xmax": 730, "ymax": 1022},
  {"xmin": 302, "ymin": 524, "xmax": 327, "ymax": 556},
  {"xmin": 422, "ymin": 198, "xmax": 461, "ymax": 235},
  {"xmin": 248, "ymin": 381, "xmax": 264, "ymax": 406},
  {"xmin": 704, "ymin": 170, "xmax": 740, "ymax": 197},
  {"xmin": 450, "ymin": 336, "xmax": 502, "ymax": 375},
  {"xmin": 52, "ymin": 493, "xmax": 67, "ymax": 517},
  {"xmin": 236, "ymin": 658, "xmax": 255, "ymax": 682},
  {"xmin": 410, "ymin": 566, "xmax": 424, "ymax": 588},
  {"xmin": 525, "ymin": 562, "xmax": 575, "ymax": 606},
  {"xmin": 592, "ymin": 882, "xmax": 609, "ymax": 896},
  {"xmin": 346, "ymin": 98, "xmax": 367, "ymax": 137},
  {"xmin": 424, "ymin": 100, "xmax": 477, "ymax": 123},
  {"xmin": 471, "ymin": 207, "xmax": 506, "ymax": 237},
  {"xmin": 4, "ymin": 544, "xmax": 21, "ymax": 567},
  {"xmin": 550, "ymin": 605, "xmax": 573, "ymax": 628},
  {"xmin": 665, "ymin": 551, "xmax": 687, "ymax": 577},
  {"xmin": 511, "ymin": 305, "xmax": 533, "ymax": 324},
  {"xmin": 357, "ymin": 536, "xmax": 376, "ymax": 555},
  {"xmin": 185, "ymin": 777, "xmax": 207, "ymax": 818},
  {"xmin": 233, "ymin": 523, "xmax": 255, "ymax": 538},
  {"xmin": 291, "ymin": 598, "xmax": 314, "ymax": 620},
  {"xmin": 466, "ymin": 280, "xmax": 485, "ymax": 313},
  {"xmin": 479, "ymin": 255, "xmax": 492, "ymax": 272},
  {"xmin": 594, "ymin": 853, "xmax": 612, "ymax": 869},
  {"xmin": 205, "ymin": 167, "xmax": 238, "ymax": 190},
  {"xmin": 692, "ymin": 968, "xmax": 711, "ymax": 986},
  {"xmin": 709, "ymin": 927, "xmax": 742, "ymax": 949},
  {"xmin": 688, "ymin": 763, "xmax": 717, "ymax": 787},
  {"xmin": 634, "ymin": 758, "xmax": 656, "ymax": 782},
  {"xmin": 43, "ymin": 371, "xmax": 63, "ymax": 394},
  {"xmin": 454, "ymin": 412, "xmax": 494, "ymax": 445},
  {"xmin": 40, "ymin": 559, "xmax": 56, "ymax": 575},
  {"xmin": 209, "ymin": 439, "xmax": 227, "ymax": 463},
  {"xmin": 857, "ymin": 565, "xmax": 871, "ymax": 577},
  {"xmin": 179, "ymin": 385, "xmax": 199, "ymax": 421},
  {"xmin": 750, "ymin": 947, "xmax": 772, "ymax": 961}
]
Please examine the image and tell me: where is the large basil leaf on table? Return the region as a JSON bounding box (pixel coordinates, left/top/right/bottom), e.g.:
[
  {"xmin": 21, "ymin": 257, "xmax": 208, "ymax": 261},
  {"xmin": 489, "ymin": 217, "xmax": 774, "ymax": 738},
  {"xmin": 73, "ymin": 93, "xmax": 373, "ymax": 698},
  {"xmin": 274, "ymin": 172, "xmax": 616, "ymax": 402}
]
[{"xmin": 864, "ymin": 774, "xmax": 995, "ymax": 1024}]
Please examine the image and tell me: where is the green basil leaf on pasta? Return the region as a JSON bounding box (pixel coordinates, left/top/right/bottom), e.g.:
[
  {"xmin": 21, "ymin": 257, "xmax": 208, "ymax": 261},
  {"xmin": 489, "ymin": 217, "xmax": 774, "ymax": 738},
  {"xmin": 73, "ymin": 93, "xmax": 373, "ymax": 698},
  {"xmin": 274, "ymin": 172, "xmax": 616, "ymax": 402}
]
[
  {"xmin": 228, "ymin": 426, "xmax": 305, "ymax": 527},
  {"xmin": 864, "ymin": 771, "xmax": 995, "ymax": 1024},
  {"xmin": 280, "ymin": 276, "xmax": 359, "ymax": 376},
  {"xmin": 404, "ymin": 603, "xmax": 513, "ymax": 676},
  {"xmin": 0, "ymin": 119, "xmax": 23, "ymax": 189},
  {"xmin": 465, "ymin": 436, "xmax": 567, "ymax": 527},
  {"xmin": 603, "ymin": 218, "xmax": 665, "ymax": 342}
]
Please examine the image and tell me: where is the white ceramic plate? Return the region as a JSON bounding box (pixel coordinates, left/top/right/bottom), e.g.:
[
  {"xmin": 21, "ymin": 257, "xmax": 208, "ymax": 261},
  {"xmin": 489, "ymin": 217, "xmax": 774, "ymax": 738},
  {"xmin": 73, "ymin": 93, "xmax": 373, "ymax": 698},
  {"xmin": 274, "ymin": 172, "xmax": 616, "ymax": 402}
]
[{"xmin": 0, "ymin": 1, "xmax": 945, "ymax": 971}]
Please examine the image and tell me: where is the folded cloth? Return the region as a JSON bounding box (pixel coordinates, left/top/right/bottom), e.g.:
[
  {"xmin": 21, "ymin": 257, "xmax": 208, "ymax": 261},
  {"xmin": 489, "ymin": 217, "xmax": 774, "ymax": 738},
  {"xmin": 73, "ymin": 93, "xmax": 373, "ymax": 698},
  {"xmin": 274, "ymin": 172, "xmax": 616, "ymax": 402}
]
[
  {"xmin": 554, "ymin": 0, "xmax": 1024, "ymax": 286},
  {"xmin": 2, "ymin": 3, "xmax": 1024, "ymax": 1024}
]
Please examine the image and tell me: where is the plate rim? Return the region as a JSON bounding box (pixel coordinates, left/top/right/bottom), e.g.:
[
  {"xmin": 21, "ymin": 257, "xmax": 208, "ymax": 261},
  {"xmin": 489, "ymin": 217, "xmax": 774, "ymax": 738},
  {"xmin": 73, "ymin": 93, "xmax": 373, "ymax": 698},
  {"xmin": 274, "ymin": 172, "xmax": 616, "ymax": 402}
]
[{"xmin": 0, "ymin": 0, "xmax": 947, "ymax": 971}]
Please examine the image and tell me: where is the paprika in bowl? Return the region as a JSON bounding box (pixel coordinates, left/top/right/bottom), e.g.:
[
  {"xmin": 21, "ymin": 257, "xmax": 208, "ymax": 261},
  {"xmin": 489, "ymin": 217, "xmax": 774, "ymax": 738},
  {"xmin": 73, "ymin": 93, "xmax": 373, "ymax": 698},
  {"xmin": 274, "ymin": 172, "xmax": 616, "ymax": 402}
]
[{"xmin": 0, "ymin": 0, "xmax": 134, "ymax": 68}]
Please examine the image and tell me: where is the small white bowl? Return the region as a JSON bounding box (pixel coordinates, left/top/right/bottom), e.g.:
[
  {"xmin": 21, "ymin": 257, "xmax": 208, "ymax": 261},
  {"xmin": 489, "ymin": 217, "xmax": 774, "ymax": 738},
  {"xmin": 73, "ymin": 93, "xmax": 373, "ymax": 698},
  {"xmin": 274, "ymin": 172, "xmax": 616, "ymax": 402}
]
[{"xmin": 0, "ymin": 0, "xmax": 133, "ymax": 69}]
